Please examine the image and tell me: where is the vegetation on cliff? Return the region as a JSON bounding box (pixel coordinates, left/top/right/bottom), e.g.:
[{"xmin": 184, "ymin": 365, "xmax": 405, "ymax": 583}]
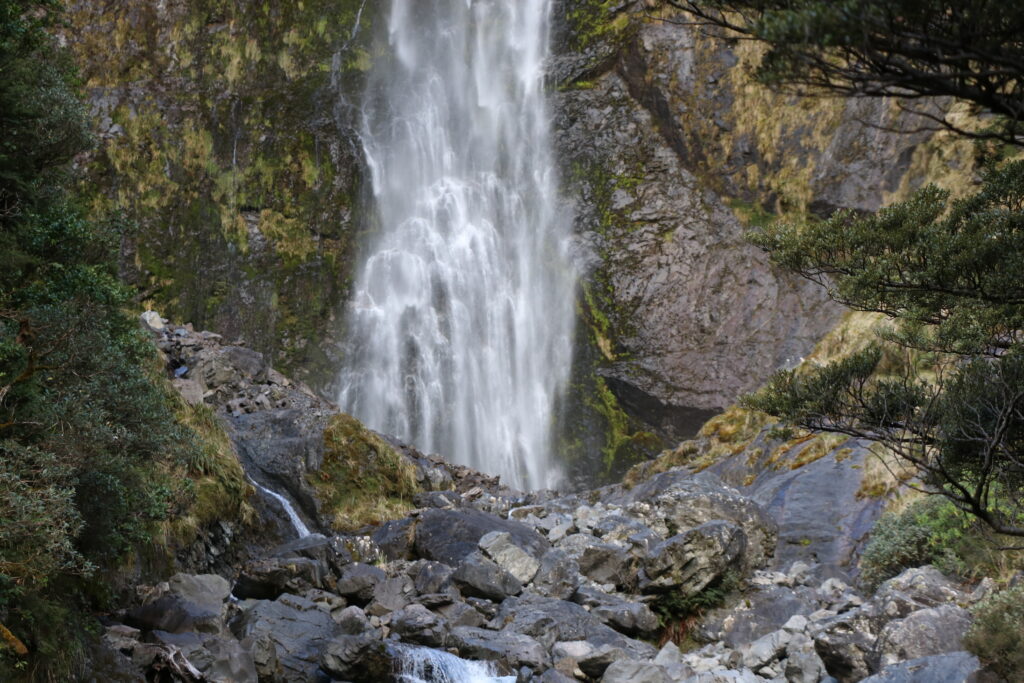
[
  {"xmin": 0, "ymin": 1, "xmax": 248, "ymax": 677},
  {"xmin": 668, "ymin": 0, "xmax": 1024, "ymax": 540}
]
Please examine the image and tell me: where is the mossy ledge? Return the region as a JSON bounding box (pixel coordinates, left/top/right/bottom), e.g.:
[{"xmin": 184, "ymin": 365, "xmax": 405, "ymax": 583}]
[{"xmin": 310, "ymin": 413, "xmax": 421, "ymax": 532}]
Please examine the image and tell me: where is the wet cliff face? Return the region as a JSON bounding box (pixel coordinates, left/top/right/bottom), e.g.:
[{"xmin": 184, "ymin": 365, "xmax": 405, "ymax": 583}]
[
  {"xmin": 65, "ymin": 0, "xmax": 376, "ymax": 389},
  {"xmin": 550, "ymin": 0, "xmax": 974, "ymax": 452},
  {"xmin": 65, "ymin": 0, "xmax": 978, "ymax": 482}
]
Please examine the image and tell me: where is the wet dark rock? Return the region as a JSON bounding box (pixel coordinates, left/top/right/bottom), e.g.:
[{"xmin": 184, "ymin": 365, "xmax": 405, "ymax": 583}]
[
  {"xmin": 373, "ymin": 517, "xmax": 418, "ymax": 561},
  {"xmin": 413, "ymin": 508, "xmax": 548, "ymax": 566},
  {"xmin": 532, "ymin": 548, "xmax": 581, "ymax": 600},
  {"xmin": 452, "ymin": 551, "xmax": 523, "ymax": 601},
  {"xmin": 233, "ymin": 557, "xmax": 330, "ymax": 600},
  {"xmin": 234, "ymin": 594, "xmax": 339, "ymax": 682},
  {"xmin": 448, "ymin": 626, "xmax": 550, "ymax": 670},
  {"xmin": 334, "ymin": 562, "xmax": 386, "ymax": 604},
  {"xmin": 391, "ymin": 604, "xmax": 449, "ymax": 647},
  {"xmin": 320, "ymin": 634, "xmax": 391, "ymax": 681}
]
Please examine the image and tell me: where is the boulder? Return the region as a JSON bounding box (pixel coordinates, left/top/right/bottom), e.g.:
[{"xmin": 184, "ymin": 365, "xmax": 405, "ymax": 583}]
[
  {"xmin": 320, "ymin": 634, "xmax": 391, "ymax": 681},
  {"xmin": 233, "ymin": 557, "xmax": 329, "ymax": 600},
  {"xmin": 871, "ymin": 605, "xmax": 973, "ymax": 671},
  {"xmin": 859, "ymin": 651, "xmax": 989, "ymax": 683},
  {"xmin": 234, "ymin": 594, "xmax": 338, "ymax": 682},
  {"xmin": 641, "ymin": 520, "xmax": 745, "ymax": 595},
  {"xmin": 412, "ymin": 560, "xmax": 455, "ymax": 595},
  {"xmin": 372, "ymin": 517, "xmax": 418, "ymax": 561},
  {"xmin": 611, "ymin": 471, "xmax": 776, "ymax": 570},
  {"xmin": 785, "ymin": 633, "xmax": 828, "ymax": 683},
  {"xmin": 414, "ymin": 508, "xmax": 548, "ymax": 566},
  {"xmin": 578, "ymin": 541, "xmax": 640, "ymax": 589},
  {"xmin": 812, "ymin": 609, "xmax": 879, "ymax": 683},
  {"xmin": 365, "ymin": 575, "xmax": 415, "ymax": 616},
  {"xmin": 452, "ymin": 551, "xmax": 523, "ymax": 601},
  {"xmin": 479, "ymin": 531, "xmax": 542, "ymax": 583},
  {"xmin": 449, "ymin": 626, "xmax": 550, "ymax": 670},
  {"xmin": 334, "ymin": 562, "xmax": 386, "ymax": 604},
  {"xmin": 126, "ymin": 574, "xmax": 230, "ymax": 635},
  {"xmin": 391, "ymin": 604, "xmax": 449, "ymax": 647},
  {"xmin": 601, "ymin": 659, "xmax": 671, "ymax": 683},
  {"xmin": 572, "ymin": 585, "xmax": 659, "ymax": 637},
  {"xmin": 532, "ymin": 548, "xmax": 582, "ymax": 600}
]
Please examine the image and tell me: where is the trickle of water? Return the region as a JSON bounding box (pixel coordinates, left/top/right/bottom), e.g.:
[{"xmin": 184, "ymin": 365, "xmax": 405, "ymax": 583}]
[
  {"xmin": 338, "ymin": 0, "xmax": 576, "ymax": 490},
  {"xmin": 393, "ymin": 644, "xmax": 515, "ymax": 683},
  {"xmin": 250, "ymin": 478, "xmax": 311, "ymax": 538}
]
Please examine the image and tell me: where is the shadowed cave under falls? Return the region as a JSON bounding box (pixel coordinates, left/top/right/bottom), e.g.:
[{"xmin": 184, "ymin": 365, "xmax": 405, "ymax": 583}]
[{"xmin": 337, "ymin": 0, "xmax": 577, "ymax": 491}]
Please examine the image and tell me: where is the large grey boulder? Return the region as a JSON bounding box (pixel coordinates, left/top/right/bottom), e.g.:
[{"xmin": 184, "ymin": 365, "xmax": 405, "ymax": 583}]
[
  {"xmin": 234, "ymin": 594, "xmax": 338, "ymax": 682},
  {"xmin": 860, "ymin": 651, "xmax": 989, "ymax": 683},
  {"xmin": 871, "ymin": 605, "xmax": 973, "ymax": 671},
  {"xmin": 572, "ymin": 584, "xmax": 659, "ymax": 637},
  {"xmin": 320, "ymin": 634, "xmax": 391, "ymax": 681},
  {"xmin": 641, "ymin": 520, "xmax": 745, "ymax": 595},
  {"xmin": 601, "ymin": 659, "xmax": 671, "ymax": 683},
  {"xmin": 233, "ymin": 557, "xmax": 330, "ymax": 600},
  {"xmin": 390, "ymin": 604, "xmax": 448, "ymax": 647},
  {"xmin": 334, "ymin": 562, "xmax": 386, "ymax": 604},
  {"xmin": 126, "ymin": 574, "xmax": 231, "ymax": 635},
  {"xmin": 613, "ymin": 472, "xmax": 776, "ymax": 570},
  {"xmin": 414, "ymin": 508, "xmax": 548, "ymax": 566},
  {"xmin": 448, "ymin": 626, "xmax": 550, "ymax": 670},
  {"xmin": 479, "ymin": 530, "xmax": 542, "ymax": 583},
  {"xmin": 452, "ymin": 551, "xmax": 523, "ymax": 600},
  {"xmin": 494, "ymin": 593, "xmax": 657, "ymax": 660},
  {"xmin": 532, "ymin": 548, "xmax": 581, "ymax": 600}
]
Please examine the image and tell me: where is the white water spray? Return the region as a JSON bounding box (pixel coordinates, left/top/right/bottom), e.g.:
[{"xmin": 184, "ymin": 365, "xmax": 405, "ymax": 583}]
[
  {"xmin": 393, "ymin": 644, "xmax": 514, "ymax": 683},
  {"xmin": 338, "ymin": 0, "xmax": 576, "ymax": 490}
]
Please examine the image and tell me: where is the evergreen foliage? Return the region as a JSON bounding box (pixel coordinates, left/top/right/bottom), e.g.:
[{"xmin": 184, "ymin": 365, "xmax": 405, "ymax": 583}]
[
  {"xmin": 669, "ymin": 0, "xmax": 1024, "ymax": 537},
  {"xmin": 667, "ymin": 0, "xmax": 1024, "ymax": 145},
  {"xmin": 0, "ymin": 1, "xmax": 205, "ymax": 677}
]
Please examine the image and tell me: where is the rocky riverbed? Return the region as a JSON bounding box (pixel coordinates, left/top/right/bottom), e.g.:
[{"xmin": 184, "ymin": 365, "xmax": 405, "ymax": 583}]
[{"xmin": 92, "ymin": 316, "xmax": 999, "ymax": 682}]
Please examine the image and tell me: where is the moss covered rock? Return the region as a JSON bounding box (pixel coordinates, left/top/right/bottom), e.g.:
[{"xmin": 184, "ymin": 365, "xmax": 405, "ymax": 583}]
[
  {"xmin": 65, "ymin": 0, "xmax": 379, "ymax": 389},
  {"xmin": 312, "ymin": 414, "xmax": 420, "ymax": 532}
]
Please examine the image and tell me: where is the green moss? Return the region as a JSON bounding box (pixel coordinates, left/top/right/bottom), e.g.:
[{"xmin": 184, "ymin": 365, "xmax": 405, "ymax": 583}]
[
  {"xmin": 566, "ymin": 0, "xmax": 635, "ymax": 51},
  {"xmin": 311, "ymin": 414, "xmax": 421, "ymax": 532}
]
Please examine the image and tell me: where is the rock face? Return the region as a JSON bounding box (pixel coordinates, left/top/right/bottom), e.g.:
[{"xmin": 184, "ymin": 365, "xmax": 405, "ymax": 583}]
[{"xmin": 550, "ymin": 0, "xmax": 974, "ymax": 447}]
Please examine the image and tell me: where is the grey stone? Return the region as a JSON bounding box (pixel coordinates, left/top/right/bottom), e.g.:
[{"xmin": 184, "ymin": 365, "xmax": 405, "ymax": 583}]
[
  {"xmin": 390, "ymin": 604, "xmax": 448, "ymax": 647},
  {"xmin": 320, "ymin": 634, "xmax": 391, "ymax": 681},
  {"xmin": 785, "ymin": 633, "xmax": 828, "ymax": 683},
  {"xmin": 600, "ymin": 659, "xmax": 671, "ymax": 683},
  {"xmin": 413, "ymin": 508, "xmax": 548, "ymax": 566},
  {"xmin": 860, "ymin": 651, "xmax": 988, "ymax": 683},
  {"xmin": 641, "ymin": 520, "xmax": 745, "ymax": 595},
  {"xmin": 235, "ymin": 594, "xmax": 338, "ymax": 682},
  {"xmin": 334, "ymin": 562, "xmax": 386, "ymax": 604},
  {"xmin": 452, "ymin": 551, "xmax": 523, "ymax": 601},
  {"xmin": 532, "ymin": 548, "xmax": 581, "ymax": 600},
  {"xmin": 479, "ymin": 531, "xmax": 542, "ymax": 583},
  {"xmin": 872, "ymin": 605, "xmax": 973, "ymax": 670},
  {"xmin": 449, "ymin": 626, "xmax": 550, "ymax": 670}
]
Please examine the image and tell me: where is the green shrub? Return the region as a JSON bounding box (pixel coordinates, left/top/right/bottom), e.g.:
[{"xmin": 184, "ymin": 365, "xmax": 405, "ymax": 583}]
[
  {"xmin": 859, "ymin": 496, "xmax": 972, "ymax": 590},
  {"xmin": 964, "ymin": 585, "xmax": 1024, "ymax": 680}
]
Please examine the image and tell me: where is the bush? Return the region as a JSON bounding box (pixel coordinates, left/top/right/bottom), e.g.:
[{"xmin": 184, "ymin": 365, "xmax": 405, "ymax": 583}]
[
  {"xmin": 964, "ymin": 585, "xmax": 1024, "ymax": 680},
  {"xmin": 859, "ymin": 496, "xmax": 972, "ymax": 590}
]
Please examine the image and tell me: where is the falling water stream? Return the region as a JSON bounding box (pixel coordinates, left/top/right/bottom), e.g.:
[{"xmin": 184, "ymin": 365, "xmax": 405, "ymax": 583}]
[{"xmin": 338, "ymin": 0, "xmax": 576, "ymax": 490}]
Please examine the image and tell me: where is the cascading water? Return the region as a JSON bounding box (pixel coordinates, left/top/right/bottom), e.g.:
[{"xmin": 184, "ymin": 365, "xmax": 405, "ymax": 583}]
[
  {"xmin": 338, "ymin": 0, "xmax": 576, "ymax": 490},
  {"xmin": 392, "ymin": 644, "xmax": 514, "ymax": 683}
]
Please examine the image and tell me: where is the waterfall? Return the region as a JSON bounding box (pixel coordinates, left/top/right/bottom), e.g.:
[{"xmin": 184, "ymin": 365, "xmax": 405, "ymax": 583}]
[
  {"xmin": 392, "ymin": 644, "xmax": 515, "ymax": 683},
  {"xmin": 250, "ymin": 478, "xmax": 311, "ymax": 538},
  {"xmin": 338, "ymin": 0, "xmax": 576, "ymax": 490}
]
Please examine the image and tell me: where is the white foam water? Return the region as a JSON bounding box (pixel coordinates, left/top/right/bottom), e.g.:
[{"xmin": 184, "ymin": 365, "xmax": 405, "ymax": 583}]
[
  {"xmin": 337, "ymin": 0, "xmax": 576, "ymax": 490},
  {"xmin": 250, "ymin": 478, "xmax": 311, "ymax": 538},
  {"xmin": 393, "ymin": 644, "xmax": 515, "ymax": 683}
]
